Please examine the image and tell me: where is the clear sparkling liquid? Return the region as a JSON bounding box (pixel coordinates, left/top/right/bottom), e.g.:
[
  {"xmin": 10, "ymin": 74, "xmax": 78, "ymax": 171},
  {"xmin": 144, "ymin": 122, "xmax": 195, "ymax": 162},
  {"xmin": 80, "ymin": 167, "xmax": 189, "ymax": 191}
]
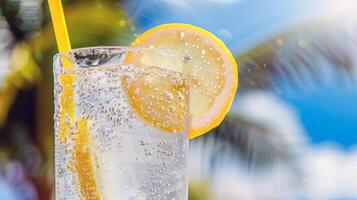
[{"xmin": 54, "ymin": 49, "xmax": 188, "ymax": 200}]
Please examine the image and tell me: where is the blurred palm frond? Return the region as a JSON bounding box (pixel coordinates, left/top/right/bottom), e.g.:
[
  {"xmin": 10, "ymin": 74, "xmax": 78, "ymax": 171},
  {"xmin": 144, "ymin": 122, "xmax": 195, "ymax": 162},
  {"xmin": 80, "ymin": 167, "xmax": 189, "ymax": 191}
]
[
  {"xmin": 197, "ymin": 112, "xmax": 302, "ymax": 174},
  {"xmin": 0, "ymin": 14, "xmax": 40, "ymax": 127},
  {"xmin": 238, "ymin": 20, "xmax": 357, "ymax": 93},
  {"xmin": 200, "ymin": 19, "xmax": 357, "ymax": 177},
  {"xmin": 213, "ymin": 115, "xmax": 289, "ymax": 168}
]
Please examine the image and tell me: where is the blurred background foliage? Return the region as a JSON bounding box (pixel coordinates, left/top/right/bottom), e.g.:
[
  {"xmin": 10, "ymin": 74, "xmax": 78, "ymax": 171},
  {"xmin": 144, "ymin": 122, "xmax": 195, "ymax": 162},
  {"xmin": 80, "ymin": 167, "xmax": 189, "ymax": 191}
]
[
  {"xmin": 0, "ymin": 0, "xmax": 357, "ymax": 199},
  {"xmin": 0, "ymin": 0, "xmax": 136, "ymax": 199}
]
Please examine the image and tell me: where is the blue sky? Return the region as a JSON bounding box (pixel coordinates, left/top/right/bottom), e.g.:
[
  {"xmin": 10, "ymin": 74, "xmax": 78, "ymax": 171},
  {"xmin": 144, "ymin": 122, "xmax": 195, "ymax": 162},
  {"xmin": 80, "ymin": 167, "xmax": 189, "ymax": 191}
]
[
  {"xmin": 126, "ymin": 0, "xmax": 357, "ymax": 148},
  {"xmin": 281, "ymin": 83, "xmax": 357, "ymax": 147},
  {"xmin": 127, "ymin": 0, "xmax": 328, "ymax": 52}
]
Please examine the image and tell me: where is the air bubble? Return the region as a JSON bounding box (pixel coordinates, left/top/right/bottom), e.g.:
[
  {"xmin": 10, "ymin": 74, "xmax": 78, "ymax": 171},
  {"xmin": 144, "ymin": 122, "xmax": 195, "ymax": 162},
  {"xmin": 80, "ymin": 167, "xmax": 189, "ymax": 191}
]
[{"xmin": 180, "ymin": 32, "xmax": 185, "ymax": 38}]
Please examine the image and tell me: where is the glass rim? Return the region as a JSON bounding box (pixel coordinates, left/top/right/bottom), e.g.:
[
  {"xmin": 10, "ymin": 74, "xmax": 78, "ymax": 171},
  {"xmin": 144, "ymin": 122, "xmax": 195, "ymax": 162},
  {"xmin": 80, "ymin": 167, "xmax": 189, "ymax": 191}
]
[
  {"xmin": 53, "ymin": 46, "xmax": 191, "ymax": 76},
  {"xmin": 54, "ymin": 46, "xmax": 182, "ymax": 58}
]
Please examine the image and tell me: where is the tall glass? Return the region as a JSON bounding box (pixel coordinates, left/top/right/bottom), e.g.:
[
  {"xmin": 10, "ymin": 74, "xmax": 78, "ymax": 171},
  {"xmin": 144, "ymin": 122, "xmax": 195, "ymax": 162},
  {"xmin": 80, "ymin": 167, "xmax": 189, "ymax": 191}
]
[{"xmin": 53, "ymin": 47, "xmax": 189, "ymax": 200}]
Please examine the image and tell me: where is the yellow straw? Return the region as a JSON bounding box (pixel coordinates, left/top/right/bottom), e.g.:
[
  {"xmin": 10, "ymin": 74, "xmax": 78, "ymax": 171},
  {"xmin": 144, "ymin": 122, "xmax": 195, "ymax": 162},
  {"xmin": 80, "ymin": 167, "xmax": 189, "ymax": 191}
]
[
  {"xmin": 48, "ymin": 0, "xmax": 71, "ymax": 52},
  {"xmin": 47, "ymin": 2, "xmax": 101, "ymax": 198}
]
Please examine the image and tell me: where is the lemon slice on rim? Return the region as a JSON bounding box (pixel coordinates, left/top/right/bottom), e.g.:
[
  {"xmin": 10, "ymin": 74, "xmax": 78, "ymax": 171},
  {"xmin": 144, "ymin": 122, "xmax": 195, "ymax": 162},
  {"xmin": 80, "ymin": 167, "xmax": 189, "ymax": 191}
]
[{"xmin": 127, "ymin": 23, "xmax": 238, "ymax": 138}]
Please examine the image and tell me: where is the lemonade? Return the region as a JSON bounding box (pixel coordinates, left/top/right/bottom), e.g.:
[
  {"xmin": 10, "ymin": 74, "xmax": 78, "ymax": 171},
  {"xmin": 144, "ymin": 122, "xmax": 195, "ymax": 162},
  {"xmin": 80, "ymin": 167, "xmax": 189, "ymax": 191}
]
[
  {"xmin": 50, "ymin": 7, "xmax": 239, "ymax": 197},
  {"xmin": 54, "ymin": 48, "xmax": 189, "ymax": 199}
]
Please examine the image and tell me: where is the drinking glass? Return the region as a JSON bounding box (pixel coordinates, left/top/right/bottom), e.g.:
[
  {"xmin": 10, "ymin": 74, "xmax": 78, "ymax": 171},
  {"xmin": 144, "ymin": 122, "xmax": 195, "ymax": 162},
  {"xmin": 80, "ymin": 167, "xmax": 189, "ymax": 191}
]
[{"xmin": 53, "ymin": 47, "xmax": 189, "ymax": 200}]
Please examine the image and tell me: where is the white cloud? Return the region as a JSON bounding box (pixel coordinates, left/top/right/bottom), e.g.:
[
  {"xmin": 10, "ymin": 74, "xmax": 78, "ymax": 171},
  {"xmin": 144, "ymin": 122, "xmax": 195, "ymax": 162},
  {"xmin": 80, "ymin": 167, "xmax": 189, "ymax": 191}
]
[
  {"xmin": 234, "ymin": 93, "xmax": 357, "ymax": 199},
  {"xmin": 302, "ymin": 144, "xmax": 357, "ymax": 199},
  {"xmin": 213, "ymin": 163, "xmax": 300, "ymax": 200},
  {"xmin": 190, "ymin": 92, "xmax": 306, "ymax": 199},
  {"xmin": 190, "ymin": 91, "xmax": 357, "ymax": 199},
  {"xmin": 234, "ymin": 92, "xmax": 308, "ymax": 149},
  {"xmin": 323, "ymin": 0, "xmax": 357, "ymax": 21},
  {"xmin": 212, "ymin": 92, "xmax": 305, "ymax": 199}
]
